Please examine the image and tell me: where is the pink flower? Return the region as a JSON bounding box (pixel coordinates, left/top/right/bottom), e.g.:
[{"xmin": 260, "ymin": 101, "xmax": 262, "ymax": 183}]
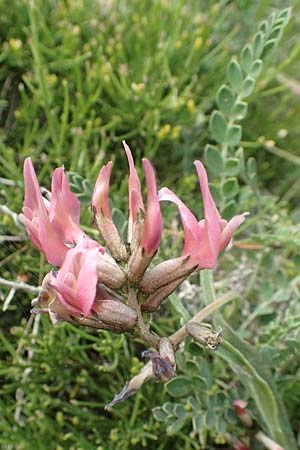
[
  {"xmin": 91, "ymin": 142, "xmax": 162, "ymax": 270},
  {"xmin": 19, "ymin": 158, "xmax": 89, "ymax": 266},
  {"xmin": 140, "ymin": 161, "xmax": 247, "ymax": 310},
  {"xmin": 233, "ymin": 400, "xmax": 253, "ymax": 428},
  {"xmin": 49, "ymin": 238, "xmax": 101, "ymax": 316},
  {"xmin": 19, "ymin": 158, "xmax": 69, "ymax": 266},
  {"xmin": 124, "ymin": 141, "xmax": 162, "ymax": 256},
  {"xmin": 159, "ymin": 160, "xmax": 247, "ymax": 269}
]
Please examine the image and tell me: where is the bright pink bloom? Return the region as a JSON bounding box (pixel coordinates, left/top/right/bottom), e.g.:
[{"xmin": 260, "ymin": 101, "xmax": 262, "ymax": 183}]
[
  {"xmin": 19, "ymin": 158, "xmax": 88, "ymax": 266},
  {"xmin": 124, "ymin": 141, "xmax": 162, "ymax": 256},
  {"xmin": 49, "ymin": 238, "xmax": 101, "ymax": 316},
  {"xmin": 159, "ymin": 160, "xmax": 247, "ymax": 269}
]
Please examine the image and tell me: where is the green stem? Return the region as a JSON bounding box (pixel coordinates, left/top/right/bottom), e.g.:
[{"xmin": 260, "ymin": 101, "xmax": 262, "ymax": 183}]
[
  {"xmin": 129, "ymin": 392, "xmax": 141, "ymax": 428},
  {"xmin": 200, "ymin": 269, "xmax": 216, "ymax": 304}
]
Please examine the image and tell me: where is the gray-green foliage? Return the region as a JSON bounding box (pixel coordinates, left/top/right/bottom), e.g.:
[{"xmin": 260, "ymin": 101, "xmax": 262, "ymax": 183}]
[
  {"xmin": 153, "ymin": 343, "xmax": 239, "ymax": 448},
  {"xmin": 205, "ymin": 8, "xmax": 291, "ymax": 216}
]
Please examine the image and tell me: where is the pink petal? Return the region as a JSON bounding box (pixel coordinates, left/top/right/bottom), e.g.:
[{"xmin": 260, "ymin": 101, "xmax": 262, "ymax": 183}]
[
  {"xmin": 23, "ymin": 157, "xmax": 47, "ymax": 214},
  {"xmin": 38, "ymin": 217, "xmax": 68, "ymax": 266},
  {"xmin": 77, "ymin": 247, "xmax": 99, "ymax": 316},
  {"xmin": 159, "ymin": 187, "xmax": 201, "ymax": 255},
  {"xmin": 220, "ymin": 213, "xmax": 248, "ymax": 251},
  {"xmin": 50, "ymin": 168, "xmax": 80, "ymax": 222},
  {"xmin": 50, "ymin": 243, "xmax": 99, "ymax": 316},
  {"xmin": 62, "ymin": 272, "xmax": 77, "ymax": 289},
  {"xmin": 141, "ymin": 158, "xmax": 162, "ymax": 255},
  {"xmin": 19, "ymin": 214, "xmax": 43, "ymax": 251},
  {"xmin": 75, "ymin": 236, "xmax": 104, "ymax": 252},
  {"xmin": 49, "ymin": 168, "xmax": 83, "ymax": 243},
  {"xmin": 191, "ymin": 160, "xmax": 222, "ymax": 267},
  {"xmin": 123, "ymin": 141, "xmax": 144, "ymax": 222},
  {"xmin": 92, "ymin": 161, "xmax": 113, "ymax": 218},
  {"xmin": 50, "ymin": 278, "xmax": 82, "ymax": 315}
]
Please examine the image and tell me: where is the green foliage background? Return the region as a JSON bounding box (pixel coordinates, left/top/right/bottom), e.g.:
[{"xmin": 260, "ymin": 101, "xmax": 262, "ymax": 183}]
[{"xmin": 1, "ymin": 1, "xmax": 300, "ymax": 449}]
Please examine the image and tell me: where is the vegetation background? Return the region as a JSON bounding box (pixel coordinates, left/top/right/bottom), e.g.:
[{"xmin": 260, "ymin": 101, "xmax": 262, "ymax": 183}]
[{"xmin": 1, "ymin": 1, "xmax": 300, "ymax": 449}]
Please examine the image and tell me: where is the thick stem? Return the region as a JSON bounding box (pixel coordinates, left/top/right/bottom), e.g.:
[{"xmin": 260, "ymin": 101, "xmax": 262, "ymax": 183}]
[{"xmin": 128, "ymin": 287, "xmax": 159, "ymax": 347}]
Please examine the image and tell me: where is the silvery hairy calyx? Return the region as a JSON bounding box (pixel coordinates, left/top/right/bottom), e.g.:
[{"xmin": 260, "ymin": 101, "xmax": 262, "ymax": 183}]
[{"xmin": 20, "ymin": 142, "xmax": 247, "ymax": 404}]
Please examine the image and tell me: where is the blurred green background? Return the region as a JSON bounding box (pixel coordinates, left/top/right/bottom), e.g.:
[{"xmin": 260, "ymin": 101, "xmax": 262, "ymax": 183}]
[{"xmin": 1, "ymin": 1, "xmax": 300, "ymax": 449}]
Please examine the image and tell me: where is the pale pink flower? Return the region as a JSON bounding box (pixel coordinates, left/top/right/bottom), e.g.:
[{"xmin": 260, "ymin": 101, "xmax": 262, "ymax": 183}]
[
  {"xmin": 19, "ymin": 158, "xmax": 99, "ymax": 266},
  {"xmin": 49, "ymin": 238, "xmax": 101, "ymax": 316},
  {"xmin": 140, "ymin": 160, "xmax": 247, "ymax": 309},
  {"xmin": 91, "ymin": 142, "xmax": 162, "ymax": 270},
  {"xmin": 124, "ymin": 141, "xmax": 162, "ymax": 256},
  {"xmin": 19, "ymin": 158, "xmax": 68, "ymax": 266},
  {"xmin": 159, "ymin": 160, "xmax": 247, "ymax": 269}
]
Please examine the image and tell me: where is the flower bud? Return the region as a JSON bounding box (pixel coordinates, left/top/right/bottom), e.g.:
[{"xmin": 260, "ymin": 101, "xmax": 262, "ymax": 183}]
[
  {"xmin": 92, "ymin": 161, "xmax": 128, "ymax": 261},
  {"xmin": 141, "ymin": 276, "xmax": 186, "ymax": 312},
  {"xmin": 97, "ymin": 253, "xmax": 126, "ymax": 289},
  {"xmin": 127, "ymin": 246, "xmax": 155, "ymax": 283},
  {"xmin": 95, "ymin": 299, "xmax": 137, "ymax": 332},
  {"xmin": 139, "ymin": 256, "xmax": 194, "ymax": 294},
  {"xmin": 94, "ymin": 212, "xmax": 128, "ymax": 261},
  {"xmin": 233, "ymin": 400, "xmax": 253, "ymax": 428}
]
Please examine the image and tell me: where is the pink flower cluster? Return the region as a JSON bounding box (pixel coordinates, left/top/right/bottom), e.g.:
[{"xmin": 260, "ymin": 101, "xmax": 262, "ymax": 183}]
[{"xmin": 20, "ymin": 142, "xmax": 246, "ymax": 330}]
